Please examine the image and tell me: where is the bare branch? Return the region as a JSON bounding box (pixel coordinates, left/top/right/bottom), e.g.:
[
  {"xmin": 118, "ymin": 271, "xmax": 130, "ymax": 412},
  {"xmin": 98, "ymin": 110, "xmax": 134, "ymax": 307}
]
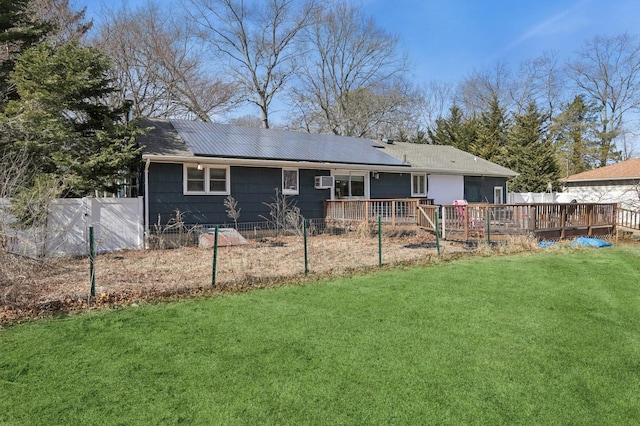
[
  {"xmin": 186, "ymin": 0, "xmax": 318, "ymax": 128},
  {"xmin": 93, "ymin": 1, "xmax": 239, "ymax": 121},
  {"xmin": 289, "ymin": 2, "xmax": 413, "ymax": 137},
  {"xmin": 567, "ymin": 33, "xmax": 640, "ymax": 166}
]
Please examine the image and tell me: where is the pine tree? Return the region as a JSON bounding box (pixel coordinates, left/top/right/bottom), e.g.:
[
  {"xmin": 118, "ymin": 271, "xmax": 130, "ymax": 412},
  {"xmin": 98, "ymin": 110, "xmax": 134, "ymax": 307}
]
[
  {"xmin": 549, "ymin": 95, "xmax": 599, "ymax": 177},
  {"xmin": 4, "ymin": 42, "xmax": 141, "ymax": 197},
  {"xmin": 427, "ymin": 105, "xmax": 478, "ymax": 151},
  {"xmin": 472, "ymin": 95, "xmax": 509, "ymax": 164},
  {"xmin": 506, "ymin": 102, "xmax": 559, "ymax": 192},
  {"xmin": 0, "ymin": 0, "xmax": 52, "ymax": 105}
]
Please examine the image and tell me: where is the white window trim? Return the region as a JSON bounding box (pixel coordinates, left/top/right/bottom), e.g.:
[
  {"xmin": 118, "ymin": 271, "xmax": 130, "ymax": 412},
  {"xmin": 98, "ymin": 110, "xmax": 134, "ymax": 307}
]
[
  {"xmin": 282, "ymin": 168, "xmax": 299, "ymax": 195},
  {"xmin": 411, "ymin": 173, "xmax": 427, "ymax": 197},
  {"xmin": 183, "ymin": 164, "xmax": 230, "ymax": 195},
  {"xmin": 331, "ymin": 171, "xmax": 370, "ymax": 200},
  {"xmin": 494, "ymin": 186, "xmax": 504, "ymax": 204}
]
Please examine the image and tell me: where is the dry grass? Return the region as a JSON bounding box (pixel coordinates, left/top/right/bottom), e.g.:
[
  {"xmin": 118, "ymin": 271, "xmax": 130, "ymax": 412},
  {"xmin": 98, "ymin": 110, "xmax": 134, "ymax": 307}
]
[
  {"xmin": 0, "ymin": 229, "xmax": 562, "ymax": 325},
  {"xmin": 5, "ymin": 232, "xmax": 459, "ymax": 299}
]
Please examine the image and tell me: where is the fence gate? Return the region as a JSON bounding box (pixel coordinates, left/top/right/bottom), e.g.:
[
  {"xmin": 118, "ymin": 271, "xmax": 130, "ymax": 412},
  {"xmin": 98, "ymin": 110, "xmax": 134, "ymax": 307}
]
[{"xmin": 3, "ymin": 197, "xmax": 144, "ymax": 257}]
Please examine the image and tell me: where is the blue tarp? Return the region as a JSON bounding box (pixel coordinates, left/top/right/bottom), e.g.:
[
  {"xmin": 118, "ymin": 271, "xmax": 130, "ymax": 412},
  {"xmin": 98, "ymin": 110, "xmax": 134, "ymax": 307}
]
[
  {"xmin": 539, "ymin": 241, "xmax": 557, "ymax": 248},
  {"xmin": 570, "ymin": 237, "xmax": 612, "ymax": 248}
]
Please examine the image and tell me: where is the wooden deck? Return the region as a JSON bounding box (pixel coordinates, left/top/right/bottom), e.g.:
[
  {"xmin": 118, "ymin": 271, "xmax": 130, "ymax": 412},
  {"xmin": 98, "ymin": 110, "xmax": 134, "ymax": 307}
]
[
  {"xmin": 437, "ymin": 203, "xmax": 617, "ymax": 242},
  {"xmin": 325, "ymin": 199, "xmax": 620, "ymax": 241}
]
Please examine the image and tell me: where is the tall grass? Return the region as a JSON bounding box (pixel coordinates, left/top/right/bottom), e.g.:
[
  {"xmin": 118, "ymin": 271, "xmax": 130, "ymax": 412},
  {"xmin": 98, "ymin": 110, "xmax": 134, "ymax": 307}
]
[{"xmin": 1, "ymin": 245, "xmax": 639, "ymax": 424}]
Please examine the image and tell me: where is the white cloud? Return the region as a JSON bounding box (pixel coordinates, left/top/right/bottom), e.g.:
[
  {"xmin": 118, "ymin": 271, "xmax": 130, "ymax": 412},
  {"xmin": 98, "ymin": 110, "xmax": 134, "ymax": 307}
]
[{"xmin": 502, "ymin": 0, "xmax": 593, "ymax": 54}]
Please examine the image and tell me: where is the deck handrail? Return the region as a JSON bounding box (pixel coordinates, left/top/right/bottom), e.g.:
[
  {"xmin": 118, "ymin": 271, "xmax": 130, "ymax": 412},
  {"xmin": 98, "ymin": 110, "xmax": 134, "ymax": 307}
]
[
  {"xmin": 324, "ymin": 198, "xmax": 432, "ymax": 226},
  {"xmin": 618, "ymin": 208, "xmax": 640, "ymax": 230},
  {"xmin": 325, "ymin": 199, "xmax": 619, "ymax": 240},
  {"xmin": 440, "ymin": 202, "xmax": 617, "ymax": 240}
]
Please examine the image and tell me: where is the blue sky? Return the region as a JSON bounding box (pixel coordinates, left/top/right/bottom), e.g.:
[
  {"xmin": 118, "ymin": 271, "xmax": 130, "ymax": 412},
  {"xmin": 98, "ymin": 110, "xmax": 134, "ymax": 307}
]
[
  {"xmin": 363, "ymin": 0, "xmax": 640, "ymax": 83},
  {"xmin": 80, "ymin": 0, "xmax": 640, "ymax": 85}
]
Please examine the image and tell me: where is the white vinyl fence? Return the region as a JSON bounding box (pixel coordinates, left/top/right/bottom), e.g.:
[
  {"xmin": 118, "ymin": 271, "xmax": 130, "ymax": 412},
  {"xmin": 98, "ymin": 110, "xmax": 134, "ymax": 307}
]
[
  {"xmin": 509, "ymin": 190, "xmax": 640, "ymax": 210},
  {"xmin": 1, "ymin": 197, "xmax": 143, "ymax": 257},
  {"xmin": 508, "ymin": 192, "xmax": 578, "ymax": 204}
]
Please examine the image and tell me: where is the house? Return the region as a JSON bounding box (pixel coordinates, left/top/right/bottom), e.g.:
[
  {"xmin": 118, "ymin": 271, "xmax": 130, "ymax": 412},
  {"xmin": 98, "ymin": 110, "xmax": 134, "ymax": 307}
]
[
  {"xmin": 375, "ymin": 140, "xmax": 517, "ymax": 204},
  {"xmin": 562, "ymin": 158, "xmax": 640, "ymax": 210},
  {"xmin": 138, "ymin": 119, "xmax": 517, "ymax": 231}
]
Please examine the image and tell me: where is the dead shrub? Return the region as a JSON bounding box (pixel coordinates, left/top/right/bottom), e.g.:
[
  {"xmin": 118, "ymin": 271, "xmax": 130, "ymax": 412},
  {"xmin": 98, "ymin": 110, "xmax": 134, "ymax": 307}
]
[
  {"xmin": 498, "ymin": 235, "xmax": 542, "ymax": 254},
  {"xmin": 149, "ymin": 210, "xmax": 201, "ymax": 249}
]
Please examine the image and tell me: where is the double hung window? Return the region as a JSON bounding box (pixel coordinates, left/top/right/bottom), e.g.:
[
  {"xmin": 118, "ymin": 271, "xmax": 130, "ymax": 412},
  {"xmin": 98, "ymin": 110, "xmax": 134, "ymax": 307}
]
[
  {"xmin": 411, "ymin": 173, "xmax": 427, "ymax": 197},
  {"xmin": 282, "ymin": 169, "xmax": 299, "ymax": 195},
  {"xmin": 184, "ymin": 165, "xmax": 229, "ymax": 195}
]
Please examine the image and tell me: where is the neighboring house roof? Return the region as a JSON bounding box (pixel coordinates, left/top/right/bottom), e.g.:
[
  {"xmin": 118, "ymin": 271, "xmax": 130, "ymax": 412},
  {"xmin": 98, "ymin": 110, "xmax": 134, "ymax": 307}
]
[
  {"xmin": 139, "ymin": 118, "xmax": 407, "ymax": 167},
  {"xmin": 376, "ymin": 141, "xmax": 518, "ymax": 177},
  {"xmin": 564, "ymin": 158, "xmax": 640, "ymax": 182}
]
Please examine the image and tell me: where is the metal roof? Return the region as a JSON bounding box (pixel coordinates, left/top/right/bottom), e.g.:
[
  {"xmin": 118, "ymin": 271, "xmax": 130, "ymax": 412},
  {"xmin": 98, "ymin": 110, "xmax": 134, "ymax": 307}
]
[
  {"xmin": 162, "ymin": 119, "xmax": 407, "ymax": 166},
  {"xmin": 137, "ymin": 118, "xmax": 193, "ymax": 157},
  {"xmin": 377, "ymin": 142, "xmax": 518, "ymax": 177}
]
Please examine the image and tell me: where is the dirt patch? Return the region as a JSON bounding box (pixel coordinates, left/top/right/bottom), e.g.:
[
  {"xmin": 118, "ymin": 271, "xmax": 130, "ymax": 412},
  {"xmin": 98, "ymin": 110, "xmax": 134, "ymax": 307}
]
[{"xmin": 1, "ymin": 230, "xmax": 467, "ymax": 325}]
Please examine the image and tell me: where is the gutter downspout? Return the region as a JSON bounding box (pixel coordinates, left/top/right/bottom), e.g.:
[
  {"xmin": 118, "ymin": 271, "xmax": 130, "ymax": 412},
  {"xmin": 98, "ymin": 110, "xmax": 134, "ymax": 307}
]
[{"xmin": 144, "ymin": 158, "xmax": 150, "ymax": 249}]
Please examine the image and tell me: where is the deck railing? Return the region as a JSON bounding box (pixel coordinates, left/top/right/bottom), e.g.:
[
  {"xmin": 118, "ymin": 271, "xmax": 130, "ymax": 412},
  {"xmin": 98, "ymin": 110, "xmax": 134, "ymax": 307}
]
[
  {"xmin": 440, "ymin": 203, "xmax": 617, "ymax": 240},
  {"xmin": 325, "ymin": 199, "xmax": 619, "ymax": 240},
  {"xmin": 324, "ymin": 199, "xmax": 432, "ymax": 225},
  {"xmin": 617, "ymin": 208, "xmax": 640, "ymax": 230}
]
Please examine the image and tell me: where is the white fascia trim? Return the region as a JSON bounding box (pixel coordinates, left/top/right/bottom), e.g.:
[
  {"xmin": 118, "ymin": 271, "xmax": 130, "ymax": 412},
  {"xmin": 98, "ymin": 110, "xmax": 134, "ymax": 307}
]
[
  {"xmin": 142, "ymin": 154, "xmax": 516, "ymax": 177},
  {"xmin": 142, "ymin": 154, "xmax": 413, "ymax": 173}
]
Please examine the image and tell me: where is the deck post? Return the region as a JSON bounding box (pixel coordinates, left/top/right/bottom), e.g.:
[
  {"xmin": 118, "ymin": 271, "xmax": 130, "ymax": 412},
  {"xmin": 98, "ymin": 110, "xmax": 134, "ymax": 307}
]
[
  {"xmin": 463, "ymin": 205, "xmax": 468, "ymax": 241},
  {"xmin": 441, "ymin": 206, "xmax": 446, "ymax": 240},
  {"xmin": 528, "ymin": 205, "xmax": 537, "ymax": 238},
  {"xmin": 587, "ymin": 204, "xmax": 594, "ymax": 236},
  {"xmin": 435, "ymin": 211, "xmax": 441, "ymax": 255},
  {"xmin": 486, "ymin": 206, "xmax": 491, "ymax": 245},
  {"xmin": 560, "ymin": 204, "xmax": 566, "ymax": 239},
  {"xmin": 391, "ymin": 200, "xmax": 396, "ymax": 227}
]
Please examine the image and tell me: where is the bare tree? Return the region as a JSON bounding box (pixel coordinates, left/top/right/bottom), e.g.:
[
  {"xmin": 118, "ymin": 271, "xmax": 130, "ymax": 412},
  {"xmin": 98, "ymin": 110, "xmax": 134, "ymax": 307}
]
[
  {"xmin": 226, "ymin": 115, "xmax": 264, "ymax": 128},
  {"xmin": 30, "ymin": 0, "xmax": 92, "ymax": 47},
  {"xmin": 420, "ymin": 80, "xmax": 454, "ymax": 129},
  {"xmin": 94, "ymin": 2, "xmax": 238, "ymax": 121},
  {"xmin": 290, "ymin": 1, "xmax": 413, "ymax": 137},
  {"xmin": 0, "ymin": 150, "xmax": 30, "ymax": 201},
  {"xmin": 0, "ymin": 146, "xmax": 30, "ymax": 251},
  {"xmin": 455, "ymin": 61, "xmax": 512, "ymax": 115},
  {"xmin": 511, "ymin": 51, "xmax": 565, "ymax": 118},
  {"xmin": 567, "ymin": 33, "xmax": 640, "ymax": 165},
  {"xmin": 186, "ymin": 0, "xmax": 318, "ymax": 128}
]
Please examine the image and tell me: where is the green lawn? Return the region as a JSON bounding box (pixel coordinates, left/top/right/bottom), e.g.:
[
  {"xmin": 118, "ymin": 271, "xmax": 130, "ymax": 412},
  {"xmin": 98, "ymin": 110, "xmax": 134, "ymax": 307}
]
[{"xmin": 2, "ymin": 245, "xmax": 640, "ymax": 425}]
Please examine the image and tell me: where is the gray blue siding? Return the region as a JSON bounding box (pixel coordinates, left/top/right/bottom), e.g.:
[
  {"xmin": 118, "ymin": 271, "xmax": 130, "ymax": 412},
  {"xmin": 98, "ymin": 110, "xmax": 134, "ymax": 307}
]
[
  {"xmin": 147, "ymin": 163, "xmax": 331, "ymax": 225},
  {"xmin": 464, "ymin": 176, "xmax": 508, "ymax": 203},
  {"xmin": 371, "ymin": 172, "xmax": 411, "ymax": 198}
]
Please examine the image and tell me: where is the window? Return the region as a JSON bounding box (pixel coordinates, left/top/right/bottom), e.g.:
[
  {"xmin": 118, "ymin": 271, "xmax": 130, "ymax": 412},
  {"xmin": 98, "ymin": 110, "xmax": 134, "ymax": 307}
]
[
  {"xmin": 411, "ymin": 173, "xmax": 427, "ymax": 197},
  {"xmin": 209, "ymin": 168, "xmax": 227, "ymax": 192},
  {"xmin": 334, "ymin": 173, "xmax": 366, "ymax": 199},
  {"xmin": 282, "ymin": 169, "xmax": 299, "ymax": 195},
  {"xmin": 186, "ymin": 167, "xmax": 205, "ymax": 192},
  {"xmin": 184, "ymin": 165, "xmax": 229, "ymax": 195},
  {"xmin": 494, "ymin": 186, "xmax": 504, "ymax": 204}
]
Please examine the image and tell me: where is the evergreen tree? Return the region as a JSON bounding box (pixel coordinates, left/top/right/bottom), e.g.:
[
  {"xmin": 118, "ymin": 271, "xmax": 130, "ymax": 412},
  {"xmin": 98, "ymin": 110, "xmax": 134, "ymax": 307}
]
[
  {"xmin": 549, "ymin": 95, "xmax": 599, "ymax": 177},
  {"xmin": 0, "ymin": 0, "xmax": 51, "ymax": 105},
  {"xmin": 472, "ymin": 95, "xmax": 509, "ymax": 164},
  {"xmin": 427, "ymin": 105, "xmax": 478, "ymax": 151},
  {"xmin": 3, "ymin": 42, "xmax": 141, "ymax": 197},
  {"xmin": 506, "ymin": 102, "xmax": 559, "ymax": 192}
]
